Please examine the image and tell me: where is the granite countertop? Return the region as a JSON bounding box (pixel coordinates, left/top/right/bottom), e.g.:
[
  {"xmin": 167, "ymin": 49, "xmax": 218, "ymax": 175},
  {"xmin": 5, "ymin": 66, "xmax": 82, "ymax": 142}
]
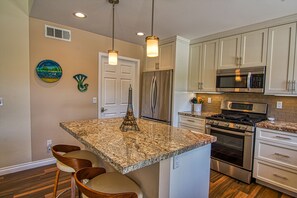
[
  {"xmin": 256, "ymin": 120, "xmax": 297, "ymax": 134},
  {"xmin": 178, "ymin": 111, "xmax": 219, "ymax": 119},
  {"xmin": 60, "ymin": 118, "xmax": 216, "ymax": 174}
]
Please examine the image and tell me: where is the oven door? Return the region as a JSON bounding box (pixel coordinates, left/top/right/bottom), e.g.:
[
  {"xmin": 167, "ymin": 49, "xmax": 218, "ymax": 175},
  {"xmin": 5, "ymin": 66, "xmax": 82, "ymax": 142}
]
[{"xmin": 205, "ymin": 125, "xmax": 254, "ymax": 171}]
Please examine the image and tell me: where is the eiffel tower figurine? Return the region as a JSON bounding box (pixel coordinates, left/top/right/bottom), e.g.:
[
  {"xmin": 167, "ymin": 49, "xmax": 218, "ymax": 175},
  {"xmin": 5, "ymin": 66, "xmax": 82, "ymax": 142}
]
[{"xmin": 120, "ymin": 85, "xmax": 140, "ymax": 132}]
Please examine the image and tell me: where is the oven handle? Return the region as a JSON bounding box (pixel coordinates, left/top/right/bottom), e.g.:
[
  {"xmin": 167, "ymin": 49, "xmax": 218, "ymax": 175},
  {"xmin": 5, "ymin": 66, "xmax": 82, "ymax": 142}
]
[{"xmin": 206, "ymin": 125, "xmax": 252, "ymax": 136}]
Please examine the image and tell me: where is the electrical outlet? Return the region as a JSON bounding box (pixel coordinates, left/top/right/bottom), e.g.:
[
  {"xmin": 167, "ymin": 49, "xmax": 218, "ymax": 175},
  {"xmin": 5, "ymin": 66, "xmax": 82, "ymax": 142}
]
[
  {"xmin": 208, "ymin": 97, "xmax": 212, "ymax": 103},
  {"xmin": 47, "ymin": 139, "xmax": 52, "ymax": 153},
  {"xmin": 92, "ymin": 97, "xmax": 97, "ymax": 104},
  {"xmin": 276, "ymin": 101, "xmax": 283, "ymax": 109}
]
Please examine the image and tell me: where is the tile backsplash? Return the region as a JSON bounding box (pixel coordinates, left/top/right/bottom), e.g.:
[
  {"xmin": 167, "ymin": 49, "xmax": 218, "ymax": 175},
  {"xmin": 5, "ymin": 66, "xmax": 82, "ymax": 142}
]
[{"xmin": 196, "ymin": 93, "xmax": 297, "ymax": 122}]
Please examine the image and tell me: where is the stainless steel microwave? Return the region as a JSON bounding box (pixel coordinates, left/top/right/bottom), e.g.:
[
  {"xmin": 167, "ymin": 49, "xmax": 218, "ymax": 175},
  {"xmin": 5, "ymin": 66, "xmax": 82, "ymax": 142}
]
[{"xmin": 216, "ymin": 66, "xmax": 265, "ymax": 93}]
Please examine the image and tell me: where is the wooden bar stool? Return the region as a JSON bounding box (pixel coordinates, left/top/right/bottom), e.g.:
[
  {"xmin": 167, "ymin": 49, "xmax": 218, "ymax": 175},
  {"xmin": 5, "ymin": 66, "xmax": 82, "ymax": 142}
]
[
  {"xmin": 51, "ymin": 144, "xmax": 103, "ymax": 198},
  {"xmin": 74, "ymin": 166, "xmax": 143, "ymax": 198}
]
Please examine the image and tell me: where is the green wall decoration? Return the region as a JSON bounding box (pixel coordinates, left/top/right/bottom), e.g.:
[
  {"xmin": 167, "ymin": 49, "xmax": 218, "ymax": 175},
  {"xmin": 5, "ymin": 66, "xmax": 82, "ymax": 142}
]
[
  {"xmin": 36, "ymin": 60, "xmax": 62, "ymax": 83},
  {"xmin": 73, "ymin": 74, "xmax": 89, "ymax": 92}
]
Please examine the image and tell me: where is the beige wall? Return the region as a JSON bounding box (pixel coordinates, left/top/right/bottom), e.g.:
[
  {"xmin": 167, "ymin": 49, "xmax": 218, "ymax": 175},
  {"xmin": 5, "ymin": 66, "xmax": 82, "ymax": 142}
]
[
  {"xmin": 197, "ymin": 93, "xmax": 297, "ymax": 122},
  {"xmin": 0, "ymin": 0, "xmax": 32, "ymax": 167},
  {"xmin": 30, "ymin": 18, "xmax": 144, "ymax": 160}
]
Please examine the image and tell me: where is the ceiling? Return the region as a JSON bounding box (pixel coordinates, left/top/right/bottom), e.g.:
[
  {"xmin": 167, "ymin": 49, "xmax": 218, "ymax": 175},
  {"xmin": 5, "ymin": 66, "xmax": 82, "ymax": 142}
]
[{"xmin": 30, "ymin": 0, "xmax": 297, "ymax": 45}]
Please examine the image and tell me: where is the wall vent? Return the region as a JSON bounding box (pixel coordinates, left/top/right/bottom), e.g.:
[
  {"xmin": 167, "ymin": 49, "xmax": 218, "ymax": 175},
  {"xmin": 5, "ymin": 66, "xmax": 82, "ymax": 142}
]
[{"xmin": 45, "ymin": 25, "xmax": 71, "ymax": 42}]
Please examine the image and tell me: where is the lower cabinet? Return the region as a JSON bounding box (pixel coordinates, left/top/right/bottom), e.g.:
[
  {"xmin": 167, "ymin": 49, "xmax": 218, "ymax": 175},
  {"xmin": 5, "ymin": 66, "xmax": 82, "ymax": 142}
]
[
  {"xmin": 253, "ymin": 128, "xmax": 297, "ymax": 196},
  {"xmin": 178, "ymin": 115, "xmax": 205, "ymax": 133}
]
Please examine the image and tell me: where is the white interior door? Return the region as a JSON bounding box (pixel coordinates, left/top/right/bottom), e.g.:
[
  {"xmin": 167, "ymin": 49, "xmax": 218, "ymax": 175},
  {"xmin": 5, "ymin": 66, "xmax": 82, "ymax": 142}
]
[{"xmin": 99, "ymin": 53, "xmax": 140, "ymax": 118}]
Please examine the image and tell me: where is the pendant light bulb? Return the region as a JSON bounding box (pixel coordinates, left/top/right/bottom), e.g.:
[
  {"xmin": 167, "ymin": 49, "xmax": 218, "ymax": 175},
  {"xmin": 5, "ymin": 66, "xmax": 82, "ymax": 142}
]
[
  {"xmin": 146, "ymin": 0, "xmax": 159, "ymax": 57},
  {"xmin": 108, "ymin": 0, "xmax": 119, "ymax": 65}
]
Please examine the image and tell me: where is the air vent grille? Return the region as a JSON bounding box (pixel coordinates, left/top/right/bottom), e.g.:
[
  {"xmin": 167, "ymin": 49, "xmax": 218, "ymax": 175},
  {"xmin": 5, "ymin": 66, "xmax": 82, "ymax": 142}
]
[{"xmin": 45, "ymin": 25, "xmax": 71, "ymax": 42}]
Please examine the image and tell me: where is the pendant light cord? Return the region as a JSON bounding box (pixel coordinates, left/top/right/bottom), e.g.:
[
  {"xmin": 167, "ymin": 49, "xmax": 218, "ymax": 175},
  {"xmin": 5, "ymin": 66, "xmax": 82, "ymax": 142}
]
[
  {"xmin": 151, "ymin": 0, "xmax": 154, "ymax": 36},
  {"xmin": 112, "ymin": 2, "xmax": 115, "ymax": 50}
]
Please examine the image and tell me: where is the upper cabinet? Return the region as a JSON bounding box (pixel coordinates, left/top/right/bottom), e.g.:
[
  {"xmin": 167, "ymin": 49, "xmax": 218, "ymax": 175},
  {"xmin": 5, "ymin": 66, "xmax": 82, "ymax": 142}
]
[
  {"xmin": 218, "ymin": 29, "xmax": 268, "ymax": 69},
  {"xmin": 144, "ymin": 42, "xmax": 175, "ymax": 72},
  {"xmin": 265, "ymin": 23, "xmax": 297, "ymax": 95},
  {"xmin": 188, "ymin": 39, "xmax": 218, "ymax": 92}
]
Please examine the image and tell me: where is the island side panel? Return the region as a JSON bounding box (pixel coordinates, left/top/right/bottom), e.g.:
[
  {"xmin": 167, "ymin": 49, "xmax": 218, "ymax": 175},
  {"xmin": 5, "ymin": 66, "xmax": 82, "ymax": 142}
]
[{"xmin": 159, "ymin": 144, "xmax": 211, "ymax": 198}]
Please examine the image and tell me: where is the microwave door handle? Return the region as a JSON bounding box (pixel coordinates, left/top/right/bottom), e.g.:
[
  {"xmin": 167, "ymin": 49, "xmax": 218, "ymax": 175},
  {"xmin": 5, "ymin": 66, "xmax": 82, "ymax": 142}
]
[
  {"xmin": 206, "ymin": 125, "xmax": 252, "ymax": 136},
  {"xmin": 247, "ymin": 72, "xmax": 251, "ymax": 90}
]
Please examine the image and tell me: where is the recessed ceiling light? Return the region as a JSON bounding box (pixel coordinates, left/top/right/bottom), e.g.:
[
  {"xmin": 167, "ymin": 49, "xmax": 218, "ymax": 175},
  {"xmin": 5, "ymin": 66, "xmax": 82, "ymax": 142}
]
[
  {"xmin": 137, "ymin": 32, "xmax": 145, "ymax": 36},
  {"xmin": 73, "ymin": 12, "xmax": 87, "ymax": 18}
]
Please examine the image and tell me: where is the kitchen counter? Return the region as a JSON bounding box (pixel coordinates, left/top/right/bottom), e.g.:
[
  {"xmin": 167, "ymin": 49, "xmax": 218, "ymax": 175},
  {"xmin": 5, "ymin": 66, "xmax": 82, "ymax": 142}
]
[
  {"xmin": 60, "ymin": 118, "xmax": 216, "ymax": 174},
  {"xmin": 256, "ymin": 120, "xmax": 297, "ymax": 134},
  {"xmin": 60, "ymin": 118, "xmax": 216, "ymax": 198},
  {"xmin": 178, "ymin": 111, "xmax": 218, "ymax": 119}
]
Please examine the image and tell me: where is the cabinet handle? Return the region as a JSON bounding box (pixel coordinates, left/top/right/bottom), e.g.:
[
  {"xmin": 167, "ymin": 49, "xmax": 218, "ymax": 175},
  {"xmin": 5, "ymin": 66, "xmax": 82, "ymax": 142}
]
[
  {"xmin": 273, "ymin": 136, "xmax": 292, "ymax": 140},
  {"xmin": 293, "ymin": 80, "xmax": 296, "ymax": 92},
  {"xmin": 201, "ymin": 82, "xmax": 203, "ymax": 89},
  {"xmin": 187, "ymin": 120, "xmax": 195, "ymax": 122},
  {"xmin": 239, "ymin": 57, "xmax": 242, "ymax": 66},
  {"xmin": 288, "ymin": 80, "xmax": 292, "ymax": 91},
  {"xmin": 273, "ymin": 174, "xmax": 288, "ymax": 180},
  {"xmin": 274, "ymin": 153, "xmax": 290, "ymax": 158},
  {"xmin": 198, "ymin": 82, "xmax": 200, "ymax": 89}
]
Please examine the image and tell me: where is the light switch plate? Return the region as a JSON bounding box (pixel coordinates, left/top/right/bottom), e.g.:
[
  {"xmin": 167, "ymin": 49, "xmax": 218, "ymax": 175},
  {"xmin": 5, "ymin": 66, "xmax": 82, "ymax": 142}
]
[
  {"xmin": 276, "ymin": 101, "xmax": 282, "ymax": 109},
  {"xmin": 208, "ymin": 97, "xmax": 212, "ymax": 103},
  {"xmin": 173, "ymin": 155, "xmax": 180, "ymax": 169},
  {"xmin": 0, "ymin": 97, "xmax": 3, "ymax": 106},
  {"xmin": 92, "ymin": 97, "xmax": 97, "ymax": 104}
]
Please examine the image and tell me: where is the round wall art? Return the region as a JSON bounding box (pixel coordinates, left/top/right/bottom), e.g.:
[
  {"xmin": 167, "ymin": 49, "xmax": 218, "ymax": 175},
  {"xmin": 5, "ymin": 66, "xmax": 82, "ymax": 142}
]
[{"xmin": 36, "ymin": 60, "xmax": 62, "ymax": 83}]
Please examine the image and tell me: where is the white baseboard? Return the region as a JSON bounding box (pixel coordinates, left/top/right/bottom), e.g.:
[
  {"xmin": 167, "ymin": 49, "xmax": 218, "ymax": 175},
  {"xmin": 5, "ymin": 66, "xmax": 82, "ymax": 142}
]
[{"xmin": 0, "ymin": 157, "xmax": 56, "ymax": 176}]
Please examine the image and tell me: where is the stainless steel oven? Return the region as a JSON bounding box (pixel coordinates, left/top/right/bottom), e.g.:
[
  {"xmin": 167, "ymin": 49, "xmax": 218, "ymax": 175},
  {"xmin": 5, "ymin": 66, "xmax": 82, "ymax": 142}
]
[
  {"xmin": 205, "ymin": 125, "xmax": 254, "ymax": 183},
  {"xmin": 206, "ymin": 101, "xmax": 268, "ymax": 183},
  {"xmin": 216, "ymin": 66, "xmax": 265, "ymax": 93}
]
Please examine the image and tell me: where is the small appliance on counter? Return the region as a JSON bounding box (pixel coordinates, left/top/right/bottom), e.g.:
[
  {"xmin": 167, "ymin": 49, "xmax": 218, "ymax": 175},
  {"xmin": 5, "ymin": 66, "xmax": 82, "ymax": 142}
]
[
  {"xmin": 205, "ymin": 100, "xmax": 268, "ymax": 183},
  {"xmin": 141, "ymin": 70, "xmax": 173, "ymax": 124}
]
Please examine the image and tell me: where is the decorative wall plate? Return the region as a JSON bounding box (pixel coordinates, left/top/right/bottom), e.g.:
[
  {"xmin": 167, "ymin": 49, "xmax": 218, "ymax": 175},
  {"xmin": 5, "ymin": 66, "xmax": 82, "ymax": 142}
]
[
  {"xmin": 36, "ymin": 60, "xmax": 62, "ymax": 83},
  {"xmin": 73, "ymin": 74, "xmax": 89, "ymax": 92}
]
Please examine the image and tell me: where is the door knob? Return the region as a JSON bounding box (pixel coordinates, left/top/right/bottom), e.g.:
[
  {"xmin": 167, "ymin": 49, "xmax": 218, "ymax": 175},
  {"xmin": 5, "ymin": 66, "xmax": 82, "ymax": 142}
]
[{"xmin": 101, "ymin": 107, "xmax": 108, "ymax": 113}]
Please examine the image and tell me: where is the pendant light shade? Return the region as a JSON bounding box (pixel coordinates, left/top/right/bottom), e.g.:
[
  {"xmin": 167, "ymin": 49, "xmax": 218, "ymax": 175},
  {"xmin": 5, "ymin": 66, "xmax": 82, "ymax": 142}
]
[
  {"xmin": 108, "ymin": 0, "xmax": 119, "ymax": 65},
  {"xmin": 146, "ymin": 0, "xmax": 159, "ymax": 57},
  {"xmin": 108, "ymin": 50, "xmax": 118, "ymax": 65}
]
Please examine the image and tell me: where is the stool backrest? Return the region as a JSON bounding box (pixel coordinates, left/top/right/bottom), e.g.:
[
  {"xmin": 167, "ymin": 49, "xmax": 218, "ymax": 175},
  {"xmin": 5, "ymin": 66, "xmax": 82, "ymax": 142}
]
[
  {"xmin": 51, "ymin": 144, "xmax": 92, "ymax": 171},
  {"xmin": 75, "ymin": 167, "xmax": 138, "ymax": 198}
]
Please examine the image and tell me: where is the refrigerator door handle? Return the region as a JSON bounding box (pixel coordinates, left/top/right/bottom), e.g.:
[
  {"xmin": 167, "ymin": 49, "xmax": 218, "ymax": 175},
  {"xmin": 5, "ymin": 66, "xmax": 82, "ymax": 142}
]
[
  {"xmin": 150, "ymin": 76, "xmax": 154, "ymax": 113},
  {"xmin": 153, "ymin": 76, "xmax": 157, "ymax": 110}
]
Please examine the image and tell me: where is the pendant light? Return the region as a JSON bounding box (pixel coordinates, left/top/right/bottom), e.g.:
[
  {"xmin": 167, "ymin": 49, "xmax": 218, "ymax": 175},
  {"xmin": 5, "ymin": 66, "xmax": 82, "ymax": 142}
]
[
  {"xmin": 108, "ymin": 0, "xmax": 119, "ymax": 65},
  {"xmin": 146, "ymin": 0, "xmax": 159, "ymax": 57}
]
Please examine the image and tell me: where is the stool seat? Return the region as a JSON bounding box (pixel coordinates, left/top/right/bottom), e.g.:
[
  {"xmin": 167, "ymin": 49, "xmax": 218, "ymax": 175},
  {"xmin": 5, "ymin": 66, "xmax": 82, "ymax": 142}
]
[
  {"xmin": 84, "ymin": 172, "xmax": 143, "ymax": 198},
  {"xmin": 56, "ymin": 150, "xmax": 102, "ymax": 173}
]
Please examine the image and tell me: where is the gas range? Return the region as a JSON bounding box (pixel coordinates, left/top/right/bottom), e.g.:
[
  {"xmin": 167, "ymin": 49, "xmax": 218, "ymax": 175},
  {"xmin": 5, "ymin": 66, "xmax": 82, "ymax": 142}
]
[{"xmin": 205, "ymin": 100, "xmax": 268, "ymax": 183}]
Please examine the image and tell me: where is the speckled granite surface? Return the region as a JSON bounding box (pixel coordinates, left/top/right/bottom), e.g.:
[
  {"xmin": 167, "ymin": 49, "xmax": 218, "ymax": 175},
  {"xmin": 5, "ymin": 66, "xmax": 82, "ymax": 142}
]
[
  {"xmin": 257, "ymin": 121, "xmax": 297, "ymax": 134},
  {"xmin": 178, "ymin": 111, "xmax": 219, "ymax": 118},
  {"xmin": 60, "ymin": 118, "xmax": 216, "ymax": 174}
]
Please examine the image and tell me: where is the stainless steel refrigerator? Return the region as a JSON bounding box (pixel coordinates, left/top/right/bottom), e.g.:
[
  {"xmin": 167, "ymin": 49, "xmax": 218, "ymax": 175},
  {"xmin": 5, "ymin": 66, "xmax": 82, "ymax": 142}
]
[{"xmin": 141, "ymin": 70, "xmax": 173, "ymax": 124}]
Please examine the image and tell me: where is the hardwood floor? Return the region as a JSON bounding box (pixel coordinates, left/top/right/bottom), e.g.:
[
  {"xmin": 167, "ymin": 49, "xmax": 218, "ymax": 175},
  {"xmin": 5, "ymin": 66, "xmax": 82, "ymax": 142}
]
[{"xmin": 0, "ymin": 164, "xmax": 293, "ymax": 198}]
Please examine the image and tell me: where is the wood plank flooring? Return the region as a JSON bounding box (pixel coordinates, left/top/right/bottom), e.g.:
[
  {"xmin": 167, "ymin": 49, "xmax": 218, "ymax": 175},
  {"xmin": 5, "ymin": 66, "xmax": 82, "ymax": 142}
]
[{"xmin": 0, "ymin": 164, "xmax": 294, "ymax": 198}]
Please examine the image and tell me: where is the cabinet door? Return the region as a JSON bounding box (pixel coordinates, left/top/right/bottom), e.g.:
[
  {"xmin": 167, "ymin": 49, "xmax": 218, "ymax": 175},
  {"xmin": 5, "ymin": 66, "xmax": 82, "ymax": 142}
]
[
  {"xmin": 145, "ymin": 56, "xmax": 158, "ymax": 71},
  {"xmin": 240, "ymin": 29, "xmax": 268, "ymax": 68},
  {"xmin": 159, "ymin": 42, "xmax": 175, "ymax": 70},
  {"xmin": 188, "ymin": 43, "xmax": 202, "ymax": 91},
  {"xmin": 265, "ymin": 23, "xmax": 296, "ymax": 95},
  {"xmin": 200, "ymin": 40, "xmax": 218, "ymax": 92},
  {"xmin": 218, "ymin": 35, "xmax": 241, "ymax": 69}
]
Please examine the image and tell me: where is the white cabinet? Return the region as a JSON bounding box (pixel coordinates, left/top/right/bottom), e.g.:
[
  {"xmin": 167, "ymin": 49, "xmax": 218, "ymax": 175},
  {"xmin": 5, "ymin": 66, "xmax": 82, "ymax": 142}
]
[
  {"xmin": 188, "ymin": 40, "xmax": 218, "ymax": 92},
  {"xmin": 265, "ymin": 23, "xmax": 297, "ymax": 95},
  {"xmin": 253, "ymin": 128, "xmax": 297, "ymax": 196},
  {"xmin": 144, "ymin": 42, "xmax": 175, "ymax": 71},
  {"xmin": 178, "ymin": 115, "xmax": 205, "ymax": 133},
  {"xmin": 218, "ymin": 29, "xmax": 268, "ymax": 69}
]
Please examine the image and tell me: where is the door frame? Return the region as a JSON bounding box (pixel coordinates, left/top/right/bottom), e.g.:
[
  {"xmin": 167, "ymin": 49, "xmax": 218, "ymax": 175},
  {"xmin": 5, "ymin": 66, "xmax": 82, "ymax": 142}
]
[{"xmin": 98, "ymin": 52, "xmax": 140, "ymax": 118}]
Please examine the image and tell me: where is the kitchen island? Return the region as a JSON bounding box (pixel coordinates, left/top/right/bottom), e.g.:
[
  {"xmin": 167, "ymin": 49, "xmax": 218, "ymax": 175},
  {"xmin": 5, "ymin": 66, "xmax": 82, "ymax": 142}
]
[{"xmin": 60, "ymin": 118, "xmax": 216, "ymax": 198}]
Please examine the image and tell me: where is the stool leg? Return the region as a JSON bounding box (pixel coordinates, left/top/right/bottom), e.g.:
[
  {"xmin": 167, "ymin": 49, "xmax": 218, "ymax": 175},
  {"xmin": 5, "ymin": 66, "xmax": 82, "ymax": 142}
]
[
  {"xmin": 53, "ymin": 169, "xmax": 60, "ymax": 198},
  {"xmin": 70, "ymin": 173, "xmax": 76, "ymax": 198}
]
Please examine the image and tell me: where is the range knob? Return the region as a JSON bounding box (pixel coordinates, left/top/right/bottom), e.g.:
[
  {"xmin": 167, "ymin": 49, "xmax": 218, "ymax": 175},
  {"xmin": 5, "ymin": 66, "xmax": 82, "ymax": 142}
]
[
  {"xmin": 213, "ymin": 121, "xmax": 219, "ymax": 125},
  {"xmin": 224, "ymin": 123, "xmax": 229, "ymax": 127},
  {"xmin": 235, "ymin": 124, "xmax": 240, "ymax": 128},
  {"xmin": 240, "ymin": 126, "xmax": 248, "ymax": 130},
  {"xmin": 208, "ymin": 120, "xmax": 214, "ymax": 124}
]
